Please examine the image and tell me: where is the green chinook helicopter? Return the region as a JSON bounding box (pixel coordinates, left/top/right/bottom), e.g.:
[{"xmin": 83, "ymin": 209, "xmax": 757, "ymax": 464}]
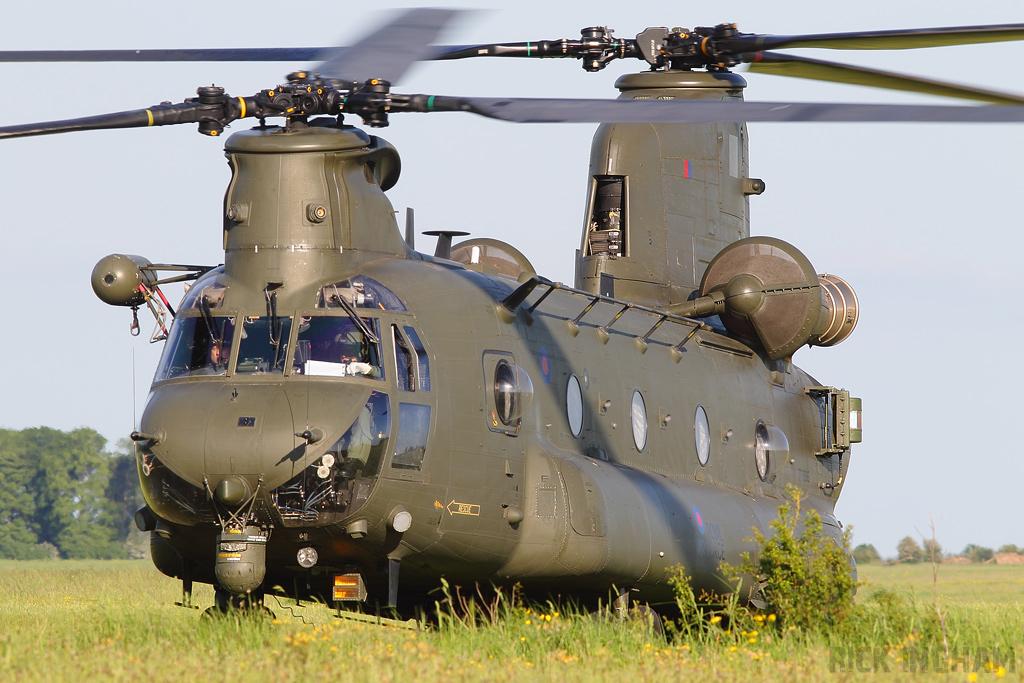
[{"xmin": 4, "ymin": 9, "xmax": 1024, "ymax": 615}]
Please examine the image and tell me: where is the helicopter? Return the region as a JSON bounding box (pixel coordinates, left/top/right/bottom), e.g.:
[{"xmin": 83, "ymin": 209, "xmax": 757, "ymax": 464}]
[{"xmin": 3, "ymin": 8, "xmax": 1024, "ymax": 616}]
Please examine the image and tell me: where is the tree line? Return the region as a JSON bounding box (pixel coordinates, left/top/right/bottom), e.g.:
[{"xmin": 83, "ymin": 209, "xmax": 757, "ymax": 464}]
[
  {"xmin": 853, "ymin": 539, "xmax": 1024, "ymax": 564},
  {"xmin": 0, "ymin": 427, "xmax": 139, "ymax": 559}
]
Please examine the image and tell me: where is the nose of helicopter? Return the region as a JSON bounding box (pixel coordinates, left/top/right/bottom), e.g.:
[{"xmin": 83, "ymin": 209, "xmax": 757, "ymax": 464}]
[
  {"xmin": 140, "ymin": 381, "xmax": 373, "ymax": 496},
  {"xmin": 140, "ymin": 382, "xmax": 300, "ymax": 497},
  {"xmin": 201, "ymin": 384, "xmax": 298, "ymax": 484}
]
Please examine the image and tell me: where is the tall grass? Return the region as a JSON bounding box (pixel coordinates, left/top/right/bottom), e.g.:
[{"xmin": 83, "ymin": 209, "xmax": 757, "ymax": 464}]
[{"xmin": 0, "ymin": 561, "xmax": 1020, "ymax": 681}]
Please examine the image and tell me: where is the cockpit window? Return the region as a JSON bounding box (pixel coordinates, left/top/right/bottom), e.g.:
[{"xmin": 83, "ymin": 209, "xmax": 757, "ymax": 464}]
[
  {"xmin": 293, "ymin": 316, "xmax": 383, "ymax": 379},
  {"xmin": 403, "ymin": 326, "xmax": 430, "ymax": 391},
  {"xmin": 317, "ymin": 276, "xmax": 407, "ymax": 311},
  {"xmin": 392, "ymin": 326, "xmax": 430, "ymax": 391},
  {"xmin": 324, "ymin": 391, "xmax": 392, "ymax": 477},
  {"xmin": 393, "ymin": 325, "xmax": 414, "ymax": 391},
  {"xmin": 179, "ymin": 271, "xmax": 227, "ymax": 310},
  {"xmin": 273, "ymin": 391, "xmax": 391, "ymax": 524},
  {"xmin": 235, "ymin": 316, "xmax": 292, "ymax": 375},
  {"xmin": 392, "ymin": 403, "xmax": 431, "ymax": 471},
  {"xmin": 155, "ymin": 314, "xmax": 235, "ymax": 380}
]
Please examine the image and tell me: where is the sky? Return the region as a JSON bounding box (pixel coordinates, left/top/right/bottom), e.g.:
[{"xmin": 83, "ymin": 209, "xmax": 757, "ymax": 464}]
[{"xmin": 1, "ymin": 0, "xmax": 1021, "ymax": 559}]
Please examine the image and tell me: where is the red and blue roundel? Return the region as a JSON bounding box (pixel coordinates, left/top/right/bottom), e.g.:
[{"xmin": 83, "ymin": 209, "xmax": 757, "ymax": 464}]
[
  {"xmin": 539, "ymin": 346, "xmax": 551, "ymax": 384},
  {"xmin": 693, "ymin": 505, "xmax": 704, "ymax": 535}
]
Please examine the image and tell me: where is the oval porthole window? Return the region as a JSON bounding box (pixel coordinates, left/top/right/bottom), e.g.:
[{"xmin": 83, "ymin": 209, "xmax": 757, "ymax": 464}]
[
  {"xmin": 494, "ymin": 360, "xmax": 534, "ymax": 426},
  {"xmin": 494, "ymin": 361, "xmax": 517, "ymax": 425},
  {"xmin": 631, "ymin": 390, "xmax": 648, "ymax": 451},
  {"xmin": 754, "ymin": 420, "xmax": 770, "ymax": 481},
  {"xmin": 566, "ymin": 374, "xmax": 583, "ymax": 437},
  {"xmin": 694, "ymin": 405, "xmax": 711, "ymax": 466}
]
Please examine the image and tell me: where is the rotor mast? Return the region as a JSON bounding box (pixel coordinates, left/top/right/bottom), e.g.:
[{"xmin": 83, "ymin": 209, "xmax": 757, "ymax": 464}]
[
  {"xmin": 575, "ymin": 71, "xmax": 762, "ymax": 307},
  {"xmin": 220, "ymin": 124, "xmax": 407, "ymax": 307}
]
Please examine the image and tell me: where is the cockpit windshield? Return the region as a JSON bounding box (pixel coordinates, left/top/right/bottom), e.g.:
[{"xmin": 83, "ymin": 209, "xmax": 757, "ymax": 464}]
[
  {"xmin": 155, "ymin": 314, "xmax": 235, "ymax": 380},
  {"xmin": 293, "ymin": 316, "xmax": 383, "ymax": 379},
  {"xmin": 153, "ymin": 299, "xmax": 385, "ymax": 382},
  {"xmin": 235, "ymin": 316, "xmax": 293, "ymax": 375}
]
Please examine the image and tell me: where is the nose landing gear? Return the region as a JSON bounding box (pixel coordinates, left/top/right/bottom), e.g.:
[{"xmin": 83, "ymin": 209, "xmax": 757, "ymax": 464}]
[
  {"xmin": 202, "ymin": 587, "xmax": 276, "ymax": 619},
  {"xmin": 205, "ymin": 475, "xmax": 274, "ymax": 610}
]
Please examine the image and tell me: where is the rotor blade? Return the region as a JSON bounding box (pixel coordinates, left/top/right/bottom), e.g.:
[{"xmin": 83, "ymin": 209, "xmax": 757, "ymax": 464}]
[
  {"xmin": 726, "ymin": 23, "xmax": 1024, "ymax": 52},
  {"xmin": 0, "ymin": 48, "xmax": 331, "ymax": 63},
  {"xmin": 0, "ymin": 101, "xmax": 244, "ymax": 140},
  {"xmin": 0, "ymin": 45, "xmax": 494, "ymax": 64},
  {"xmin": 7, "ymin": 22, "xmax": 1024, "ymax": 66},
  {"xmin": 744, "ymin": 52, "xmax": 1024, "ymax": 105},
  {"xmin": 459, "ymin": 96, "xmax": 1024, "ymax": 124},
  {"xmin": 315, "ymin": 8, "xmax": 463, "ymax": 84}
]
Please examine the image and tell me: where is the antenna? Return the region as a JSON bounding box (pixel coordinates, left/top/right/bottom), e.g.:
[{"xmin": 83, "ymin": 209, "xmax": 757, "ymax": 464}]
[
  {"xmin": 132, "ymin": 346, "xmax": 137, "ymax": 431},
  {"xmin": 404, "ymin": 208, "xmax": 415, "ymax": 249}
]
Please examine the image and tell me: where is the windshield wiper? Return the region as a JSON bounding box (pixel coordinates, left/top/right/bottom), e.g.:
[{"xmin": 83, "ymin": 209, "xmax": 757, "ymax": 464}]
[
  {"xmin": 330, "ymin": 286, "xmax": 379, "ymax": 344},
  {"xmin": 200, "ymin": 295, "xmax": 220, "ymax": 345}
]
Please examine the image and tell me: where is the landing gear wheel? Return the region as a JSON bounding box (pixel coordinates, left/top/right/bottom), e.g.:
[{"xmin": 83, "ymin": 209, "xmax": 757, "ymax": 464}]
[
  {"xmin": 201, "ymin": 587, "xmax": 276, "ymax": 619},
  {"xmin": 588, "ymin": 603, "xmax": 665, "ymax": 639},
  {"xmin": 627, "ymin": 604, "xmax": 665, "ymax": 640}
]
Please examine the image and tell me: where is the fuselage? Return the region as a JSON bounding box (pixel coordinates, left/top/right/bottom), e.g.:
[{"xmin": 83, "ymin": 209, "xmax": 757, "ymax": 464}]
[
  {"xmin": 130, "ymin": 116, "xmax": 854, "ymax": 611},
  {"xmin": 138, "ymin": 253, "xmax": 850, "ymax": 608}
]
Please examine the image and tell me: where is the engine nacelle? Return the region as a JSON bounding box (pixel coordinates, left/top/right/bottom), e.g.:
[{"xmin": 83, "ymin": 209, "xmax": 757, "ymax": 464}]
[
  {"xmin": 91, "ymin": 254, "xmax": 154, "ymax": 307},
  {"xmin": 814, "ymin": 273, "xmax": 859, "ymax": 347},
  {"xmin": 699, "ymin": 237, "xmax": 859, "ymax": 359}
]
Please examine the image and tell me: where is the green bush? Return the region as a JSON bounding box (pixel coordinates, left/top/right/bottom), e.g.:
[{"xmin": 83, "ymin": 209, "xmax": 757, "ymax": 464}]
[
  {"xmin": 720, "ymin": 484, "xmax": 857, "ymax": 632},
  {"xmin": 863, "ymin": 587, "xmax": 915, "ymax": 643}
]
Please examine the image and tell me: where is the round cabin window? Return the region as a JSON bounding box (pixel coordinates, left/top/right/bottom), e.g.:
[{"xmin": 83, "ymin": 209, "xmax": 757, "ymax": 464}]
[
  {"xmin": 494, "ymin": 361, "xmax": 516, "ymax": 425},
  {"xmin": 493, "ymin": 360, "xmax": 534, "ymax": 426},
  {"xmin": 631, "ymin": 390, "xmax": 648, "ymax": 451},
  {"xmin": 695, "ymin": 405, "xmax": 711, "ymax": 466},
  {"xmin": 755, "ymin": 421, "xmax": 770, "ymax": 481},
  {"xmin": 566, "ymin": 374, "xmax": 583, "ymax": 437}
]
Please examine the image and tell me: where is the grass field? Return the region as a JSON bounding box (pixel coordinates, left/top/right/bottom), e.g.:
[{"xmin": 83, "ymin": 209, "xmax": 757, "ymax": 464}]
[
  {"xmin": 858, "ymin": 562, "xmax": 1024, "ymax": 604},
  {"xmin": 0, "ymin": 560, "xmax": 1020, "ymax": 681}
]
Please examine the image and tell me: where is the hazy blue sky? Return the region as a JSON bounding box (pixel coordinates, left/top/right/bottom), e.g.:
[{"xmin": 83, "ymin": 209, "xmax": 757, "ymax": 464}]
[{"xmin": 1, "ymin": 0, "xmax": 1021, "ymax": 559}]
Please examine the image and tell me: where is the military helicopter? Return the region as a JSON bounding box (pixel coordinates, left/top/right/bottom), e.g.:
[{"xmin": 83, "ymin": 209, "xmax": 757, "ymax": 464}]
[{"xmin": 3, "ymin": 9, "xmax": 1024, "ymax": 616}]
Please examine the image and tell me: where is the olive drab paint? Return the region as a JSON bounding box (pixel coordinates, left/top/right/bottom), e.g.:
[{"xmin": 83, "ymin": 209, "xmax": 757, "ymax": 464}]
[
  {"xmin": 116, "ymin": 97, "xmax": 861, "ymax": 613},
  {"xmin": 577, "ymin": 71, "xmax": 754, "ymax": 307},
  {"xmin": 59, "ymin": 56, "xmax": 871, "ymax": 616}
]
